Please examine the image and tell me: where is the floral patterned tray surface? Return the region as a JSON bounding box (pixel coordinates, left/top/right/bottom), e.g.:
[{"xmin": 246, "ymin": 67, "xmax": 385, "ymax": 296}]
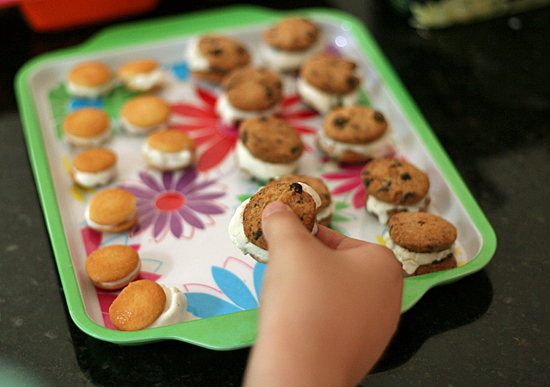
[{"xmin": 15, "ymin": 6, "xmax": 496, "ymax": 349}]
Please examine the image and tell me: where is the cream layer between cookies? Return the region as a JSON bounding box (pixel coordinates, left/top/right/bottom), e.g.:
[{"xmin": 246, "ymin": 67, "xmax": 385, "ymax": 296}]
[
  {"xmin": 122, "ymin": 69, "xmax": 166, "ymax": 91},
  {"xmin": 236, "ymin": 140, "xmax": 299, "ymax": 181},
  {"xmin": 382, "ymin": 230, "xmax": 457, "ymax": 275},
  {"xmin": 72, "ymin": 165, "xmax": 116, "ymax": 188},
  {"xmin": 260, "ymin": 35, "xmax": 325, "ymax": 72},
  {"xmin": 296, "ymin": 77, "xmax": 359, "ymax": 114},
  {"xmin": 228, "ymin": 183, "xmax": 321, "ymax": 263},
  {"xmin": 366, "ymin": 195, "xmax": 430, "ymax": 225},
  {"xmin": 317, "ymin": 127, "xmax": 394, "ymax": 160},
  {"xmin": 120, "ymin": 116, "xmax": 167, "ymax": 135},
  {"xmin": 186, "ymin": 38, "xmax": 211, "ymax": 72},
  {"xmin": 317, "ymin": 200, "xmax": 335, "ymax": 223},
  {"xmin": 146, "ymin": 285, "xmax": 193, "ymax": 329},
  {"xmin": 142, "ymin": 143, "xmax": 193, "ymax": 169},
  {"xmin": 66, "ymin": 79, "xmax": 115, "ymax": 99},
  {"xmin": 65, "ymin": 128, "xmax": 111, "ymax": 148},
  {"xmin": 215, "ymin": 94, "xmax": 281, "ymax": 126},
  {"xmin": 95, "ymin": 262, "xmax": 141, "ymax": 288},
  {"xmin": 85, "ymin": 208, "xmax": 137, "ymax": 231}
]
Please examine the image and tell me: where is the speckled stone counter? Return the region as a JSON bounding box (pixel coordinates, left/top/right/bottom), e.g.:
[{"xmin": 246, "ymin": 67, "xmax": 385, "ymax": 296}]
[{"xmin": 1, "ymin": 1, "xmax": 549, "ymax": 386}]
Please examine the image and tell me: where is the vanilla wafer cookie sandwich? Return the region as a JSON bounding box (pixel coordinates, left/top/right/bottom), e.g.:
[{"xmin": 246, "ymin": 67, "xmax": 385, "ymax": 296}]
[
  {"xmin": 66, "ymin": 61, "xmax": 114, "ymax": 98},
  {"xmin": 117, "ymin": 58, "xmax": 166, "ymax": 92},
  {"xmin": 86, "ymin": 187, "xmax": 138, "ymax": 233},
  {"xmin": 143, "ymin": 129, "xmax": 196, "ymax": 171},
  {"xmin": 71, "ymin": 147, "xmax": 117, "ymax": 188},
  {"xmin": 229, "ymin": 181, "xmax": 321, "ymax": 263},
  {"xmin": 63, "ymin": 107, "xmax": 112, "ymax": 147},
  {"xmin": 120, "ymin": 95, "xmax": 172, "ymax": 135},
  {"xmin": 85, "ymin": 245, "xmax": 141, "ymax": 290}
]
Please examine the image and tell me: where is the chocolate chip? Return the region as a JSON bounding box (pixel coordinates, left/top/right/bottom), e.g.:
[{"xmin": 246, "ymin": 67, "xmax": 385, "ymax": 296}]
[
  {"xmin": 346, "ymin": 76, "xmax": 358, "ymax": 88},
  {"xmin": 252, "ymin": 230, "xmax": 263, "ymax": 240},
  {"xmin": 209, "ymin": 48, "xmax": 223, "ymax": 56},
  {"xmin": 263, "ymin": 84, "xmax": 273, "ymax": 100},
  {"xmin": 401, "ymin": 192, "xmax": 415, "ymax": 203},
  {"xmin": 291, "ymin": 146, "xmax": 301, "ymax": 154},
  {"xmin": 363, "ymin": 178, "xmax": 373, "ymax": 188},
  {"xmin": 401, "ymin": 173, "xmax": 411, "ymax": 180},
  {"xmin": 333, "ymin": 116, "xmax": 349, "ymax": 127},
  {"xmin": 240, "ymin": 130, "xmax": 248, "ymax": 143},
  {"xmin": 373, "ymin": 111, "xmax": 385, "ymax": 122},
  {"xmin": 290, "ymin": 182, "xmax": 302, "ymax": 193},
  {"xmin": 237, "ymin": 47, "xmax": 246, "ymax": 55}
]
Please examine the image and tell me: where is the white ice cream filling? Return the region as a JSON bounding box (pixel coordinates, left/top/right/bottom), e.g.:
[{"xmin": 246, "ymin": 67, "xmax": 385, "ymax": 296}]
[
  {"xmin": 146, "ymin": 285, "xmax": 189, "ymax": 329},
  {"xmin": 296, "ymin": 77, "xmax": 359, "ymax": 114},
  {"xmin": 97, "ymin": 262, "xmax": 141, "ymax": 288},
  {"xmin": 236, "ymin": 140, "xmax": 299, "ymax": 181},
  {"xmin": 383, "ymin": 229, "xmax": 457, "ymax": 275},
  {"xmin": 72, "ymin": 165, "xmax": 116, "ymax": 188},
  {"xmin": 186, "ymin": 38, "xmax": 211, "ymax": 72},
  {"xmin": 65, "ymin": 127, "xmax": 111, "ymax": 147},
  {"xmin": 85, "ymin": 207, "xmax": 137, "ymax": 231},
  {"xmin": 215, "ymin": 93, "xmax": 281, "ymax": 126},
  {"xmin": 143, "ymin": 142, "xmax": 193, "ymax": 169},
  {"xmin": 317, "ymin": 200, "xmax": 335, "ymax": 223},
  {"xmin": 123, "ymin": 69, "xmax": 165, "ymax": 91},
  {"xmin": 317, "ymin": 127, "xmax": 393, "ymax": 159},
  {"xmin": 260, "ymin": 35, "xmax": 325, "ymax": 72},
  {"xmin": 228, "ymin": 183, "xmax": 321, "ymax": 263},
  {"xmin": 120, "ymin": 115, "xmax": 167, "ymax": 135},
  {"xmin": 66, "ymin": 79, "xmax": 115, "ymax": 99},
  {"xmin": 366, "ymin": 195, "xmax": 430, "ymax": 225}
]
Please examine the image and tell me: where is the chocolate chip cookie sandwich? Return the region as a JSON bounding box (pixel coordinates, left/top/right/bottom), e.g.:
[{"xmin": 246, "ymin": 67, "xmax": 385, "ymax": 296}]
[
  {"xmin": 120, "ymin": 95, "xmax": 172, "ymax": 135},
  {"xmin": 236, "ymin": 116, "xmax": 303, "ymax": 181},
  {"xmin": 216, "ymin": 66, "xmax": 283, "ymax": 126},
  {"xmin": 269, "ymin": 174, "xmax": 334, "ymax": 226},
  {"xmin": 85, "ymin": 244, "xmax": 141, "ymax": 290},
  {"xmin": 361, "ymin": 158, "xmax": 430, "ymax": 224},
  {"xmin": 66, "ymin": 61, "xmax": 114, "ymax": 99},
  {"xmin": 383, "ymin": 212, "xmax": 458, "ymax": 276},
  {"xmin": 63, "ymin": 107, "xmax": 112, "ymax": 147},
  {"xmin": 109, "ymin": 279, "xmax": 190, "ymax": 331},
  {"xmin": 86, "ymin": 187, "xmax": 138, "ymax": 233},
  {"xmin": 187, "ymin": 35, "xmax": 251, "ymax": 84},
  {"xmin": 143, "ymin": 129, "xmax": 196, "ymax": 171},
  {"xmin": 71, "ymin": 147, "xmax": 117, "ymax": 188},
  {"xmin": 297, "ymin": 53, "xmax": 361, "ymax": 114},
  {"xmin": 318, "ymin": 106, "xmax": 394, "ymax": 164},
  {"xmin": 260, "ymin": 17, "xmax": 325, "ymax": 72},
  {"xmin": 228, "ymin": 181, "xmax": 321, "ymax": 263},
  {"xmin": 117, "ymin": 58, "xmax": 166, "ymax": 92}
]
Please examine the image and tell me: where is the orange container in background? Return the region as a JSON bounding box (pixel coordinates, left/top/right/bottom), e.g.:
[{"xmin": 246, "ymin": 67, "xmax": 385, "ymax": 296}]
[{"xmin": 18, "ymin": 0, "xmax": 161, "ymax": 32}]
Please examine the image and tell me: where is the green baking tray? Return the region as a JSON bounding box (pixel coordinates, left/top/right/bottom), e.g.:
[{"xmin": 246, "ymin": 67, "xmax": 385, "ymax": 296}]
[{"xmin": 15, "ymin": 5, "xmax": 496, "ymax": 350}]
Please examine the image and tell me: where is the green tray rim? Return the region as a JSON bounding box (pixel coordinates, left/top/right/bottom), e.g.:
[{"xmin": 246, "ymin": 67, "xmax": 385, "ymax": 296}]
[{"xmin": 14, "ymin": 4, "xmax": 497, "ymax": 349}]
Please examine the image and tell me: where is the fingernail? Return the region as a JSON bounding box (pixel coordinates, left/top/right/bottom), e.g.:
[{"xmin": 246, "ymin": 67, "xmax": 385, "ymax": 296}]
[{"xmin": 262, "ymin": 201, "xmax": 290, "ymax": 219}]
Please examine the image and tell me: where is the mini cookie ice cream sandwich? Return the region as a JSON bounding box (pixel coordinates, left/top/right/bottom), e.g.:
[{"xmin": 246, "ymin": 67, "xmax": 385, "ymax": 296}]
[
  {"xmin": 143, "ymin": 129, "xmax": 196, "ymax": 171},
  {"xmin": 383, "ymin": 212, "xmax": 458, "ymax": 276},
  {"xmin": 297, "ymin": 53, "xmax": 361, "ymax": 114},
  {"xmin": 85, "ymin": 245, "xmax": 141, "ymax": 290},
  {"xmin": 71, "ymin": 148, "xmax": 117, "ymax": 188},
  {"xmin": 109, "ymin": 279, "xmax": 189, "ymax": 331},
  {"xmin": 229, "ymin": 181, "xmax": 321, "ymax": 263},
  {"xmin": 86, "ymin": 187, "xmax": 138, "ymax": 233},
  {"xmin": 120, "ymin": 95, "xmax": 172, "ymax": 135},
  {"xmin": 117, "ymin": 58, "xmax": 165, "ymax": 92},
  {"xmin": 260, "ymin": 17, "xmax": 325, "ymax": 72},
  {"xmin": 361, "ymin": 158, "xmax": 431, "ymax": 224},
  {"xmin": 67, "ymin": 61, "xmax": 114, "ymax": 98},
  {"xmin": 63, "ymin": 107, "xmax": 112, "ymax": 147},
  {"xmin": 319, "ymin": 106, "xmax": 394, "ymax": 164},
  {"xmin": 237, "ymin": 116, "xmax": 303, "ymax": 181},
  {"xmin": 216, "ymin": 67, "xmax": 283, "ymax": 126},
  {"xmin": 187, "ymin": 35, "xmax": 251, "ymax": 84},
  {"xmin": 269, "ymin": 174, "xmax": 334, "ymax": 226}
]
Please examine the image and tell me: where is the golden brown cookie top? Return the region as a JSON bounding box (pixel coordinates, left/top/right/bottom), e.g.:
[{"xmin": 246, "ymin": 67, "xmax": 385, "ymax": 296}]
[
  {"xmin": 146, "ymin": 129, "xmax": 196, "ymax": 153},
  {"xmin": 109, "ymin": 280, "xmax": 166, "ymax": 331},
  {"xmin": 361, "ymin": 158, "xmax": 430, "ymax": 205},
  {"xmin": 388, "ymin": 212, "xmax": 457, "ymax": 253},
  {"xmin": 323, "ymin": 106, "xmax": 388, "ymax": 144},
  {"xmin": 73, "ymin": 148, "xmax": 117, "ymax": 173},
  {"xmin": 243, "ymin": 182, "xmax": 317, "ymax": 250},
  {"xmin": 121, "ymin": 95, "xmax": 172, "ymax": 127},
  {"xmin": 85, "ymin": 245, "xmax": 141, "ymax": 289},
  {"xmin": 263, "ymin": 17, "xmax": 320, "ymax": 52},
  {"xmin": 239, "ymin": 117, "xmax": 303, "ymax": 163},
  {"xmin": 63, "ymin": 108, "xmax": 110, "ymax": 138},
  {"xmin": 117, "ymin": 58, "xmax": 159, "ymax": 78},
  {"xmin": 270, "ymin": 174, "xmax": 331, "ymax": 212},
  {"xmin": 222, "ymin": 67, "xmax": 283, "ymax": 111},
  {"xmin": 300, "ymin": 53, "xmax": 360, "ymax": 94},
  {"xmin": 198, "ymin": 35, "xmax": 250, "ymax": 73},
  {"xmin": 68, "ymin": 61, "xmax": 112, "ymax": 87},
  {"xmin": 88, "ymin": 188, "xmax": 137, "ymax": 226}
]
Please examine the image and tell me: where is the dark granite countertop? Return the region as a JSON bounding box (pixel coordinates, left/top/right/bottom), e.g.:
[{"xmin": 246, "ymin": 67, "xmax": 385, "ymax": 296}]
[{"xmin": 1, "ymin": 1, "xmax": 549, "ymax": 386}]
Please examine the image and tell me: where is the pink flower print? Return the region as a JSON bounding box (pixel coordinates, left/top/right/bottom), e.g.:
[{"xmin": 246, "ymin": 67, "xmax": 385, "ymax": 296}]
[{"xmin": 322, "ymin": 164, "xmax": 366, "ymax": 209}]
